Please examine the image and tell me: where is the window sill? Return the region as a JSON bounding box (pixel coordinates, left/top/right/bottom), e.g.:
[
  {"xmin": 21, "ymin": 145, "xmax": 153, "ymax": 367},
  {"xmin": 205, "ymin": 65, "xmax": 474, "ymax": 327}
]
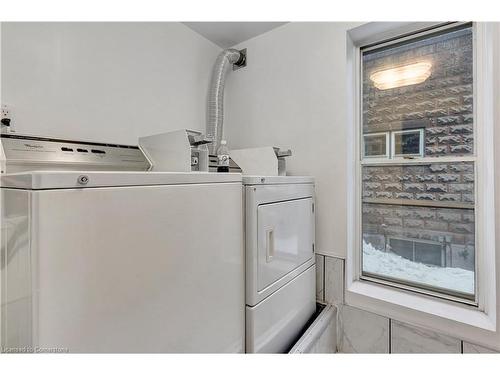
[{"xmin": 346, "ymin": 279, "xmax": 496, "ymax": 333}]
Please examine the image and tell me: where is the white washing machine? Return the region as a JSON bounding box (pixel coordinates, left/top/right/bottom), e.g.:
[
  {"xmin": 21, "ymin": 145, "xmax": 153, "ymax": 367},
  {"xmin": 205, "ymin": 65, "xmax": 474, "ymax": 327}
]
[
  {"xmin": 0, "ymin": 134, "xmax": 245, "ymax": 353},
  {"xmin": 244, "ymin": 175, "xmax": 316, "ymax": 353}
]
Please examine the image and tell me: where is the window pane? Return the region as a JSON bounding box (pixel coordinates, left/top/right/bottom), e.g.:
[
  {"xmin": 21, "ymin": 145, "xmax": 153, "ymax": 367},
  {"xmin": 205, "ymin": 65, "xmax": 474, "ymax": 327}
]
[
  {"xmin": 364, "ymin": 134, "xmax": 387, "ymax": 157},
  {"xmin": 393, "ymin": 130, "xmax": 422, "ymax": 156},
  {"xmin": 388, "ymin": 238, "xmax": 414, "ymax": 260},
  {"xmin": 361, "ymin": 162, "xmax": 475, "ymax": 298},
  {"xmin": 362, "ymin": 25, "xmax": 474, "ymax": 158},
  {"xmin": 360, "ymin": 25, "xmax": 476, "ymax": 300},
  {"xmin": 414, "ymin": 241, "xmax": 443, "ymax": 266}
]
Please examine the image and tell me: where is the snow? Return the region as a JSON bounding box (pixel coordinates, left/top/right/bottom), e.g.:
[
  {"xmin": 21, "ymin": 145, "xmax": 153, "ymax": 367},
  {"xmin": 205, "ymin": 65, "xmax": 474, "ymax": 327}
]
[{"xmin": 363, "ymin": 241, "xmax": 474, "ymax": 295}]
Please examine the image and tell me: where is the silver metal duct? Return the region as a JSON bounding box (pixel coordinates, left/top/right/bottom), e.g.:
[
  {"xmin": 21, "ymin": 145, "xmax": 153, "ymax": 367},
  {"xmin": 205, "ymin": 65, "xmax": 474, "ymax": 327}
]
[{"xmin": 206, "ymin": 48, "xmax": 243, "ymax": 155}]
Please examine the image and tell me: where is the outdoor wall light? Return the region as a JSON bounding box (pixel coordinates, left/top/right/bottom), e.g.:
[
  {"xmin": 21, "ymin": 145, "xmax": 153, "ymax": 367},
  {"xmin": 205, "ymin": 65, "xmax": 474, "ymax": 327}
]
[{"xmin": 370, "ymin": 61, "xmax": 432, "ymax": 90}]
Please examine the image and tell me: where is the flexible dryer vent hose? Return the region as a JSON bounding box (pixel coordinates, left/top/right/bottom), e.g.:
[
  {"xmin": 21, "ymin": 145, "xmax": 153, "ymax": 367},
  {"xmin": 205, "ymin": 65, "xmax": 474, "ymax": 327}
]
[{"xmin": 206, "ymin": 48, "xmax": 244, "ymax": 155}]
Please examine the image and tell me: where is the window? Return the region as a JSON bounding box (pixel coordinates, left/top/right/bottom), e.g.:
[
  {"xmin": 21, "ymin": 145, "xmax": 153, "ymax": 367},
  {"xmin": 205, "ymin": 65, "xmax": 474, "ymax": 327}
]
[
  {"xmin": 363, "ymin": 132, "xmax": 389, "ymax": 158},
  {"xmin": 387, "ymin": 238, "xmax": 445, "ymax": 267},
  {"xmin": 360, "ymin": 23, "xmax": 476, "ymax": 302},
  {"xmin": 363, "ymin": 129, "xmax": 424, "ymax": 159},
  {"xmin": 391, "ymin": 129, "xmax": 424, "ymax": 158}
]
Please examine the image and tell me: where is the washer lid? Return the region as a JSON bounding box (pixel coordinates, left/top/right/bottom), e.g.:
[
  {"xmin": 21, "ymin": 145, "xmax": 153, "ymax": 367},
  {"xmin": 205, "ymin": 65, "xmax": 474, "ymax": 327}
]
[
  {"xmin": 242, "ymin": 175, "xmax": 314, "ymax": 185},
  {"xmin": 0, "ymin": 171, "xmax": 242, "ymax": 190}
]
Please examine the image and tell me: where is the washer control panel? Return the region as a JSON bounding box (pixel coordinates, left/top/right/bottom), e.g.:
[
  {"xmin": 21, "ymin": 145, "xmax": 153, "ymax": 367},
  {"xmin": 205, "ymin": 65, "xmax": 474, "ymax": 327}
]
[{"xmin": 1, "ymin": 134, "xmax": 150, "ymax": 173}]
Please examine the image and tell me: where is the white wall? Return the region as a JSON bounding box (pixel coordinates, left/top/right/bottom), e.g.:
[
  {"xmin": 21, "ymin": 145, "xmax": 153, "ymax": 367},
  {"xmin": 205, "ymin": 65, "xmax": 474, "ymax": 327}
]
[
  {"xmin": 0, "ymin": 22, "xmax": 221, "ymax": 145},
  {"xmin": 0, "ymin": 22, "xmax": 2, "ymax": 107},
  {"xmin": 0, "ymin": 21, "xmax": 2, "ymax": 345},
  {"xmin": 225, "ymin": 22, "xmax": 362, "ymax": 258},
  {"xmin": 492, "ymin": 22, "xmax": 500, "ymax": 351}
]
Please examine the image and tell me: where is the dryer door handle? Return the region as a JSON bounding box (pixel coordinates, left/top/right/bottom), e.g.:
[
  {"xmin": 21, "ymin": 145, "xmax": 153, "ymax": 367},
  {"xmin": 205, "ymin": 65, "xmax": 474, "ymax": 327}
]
[{"xmin": 266, "ymin": 228, "xmax": 275, "ymax": 263}]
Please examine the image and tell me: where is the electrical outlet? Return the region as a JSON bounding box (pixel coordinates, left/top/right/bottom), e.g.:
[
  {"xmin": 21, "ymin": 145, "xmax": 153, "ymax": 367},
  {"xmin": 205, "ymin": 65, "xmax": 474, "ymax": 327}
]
[
  {"xmin": 1, "ymin": 104, "xmax": 14, "ymax": 132},
  {"xmin": 1, "ymin": 104, "xmax": 11, "ymax": 118}
]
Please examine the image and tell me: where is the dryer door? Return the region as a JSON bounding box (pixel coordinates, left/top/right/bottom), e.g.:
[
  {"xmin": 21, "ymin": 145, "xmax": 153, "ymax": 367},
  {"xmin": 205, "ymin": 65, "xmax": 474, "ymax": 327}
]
[{"xmin": 257, "ymin": 197, "xmax": 314, "ymax": 292}]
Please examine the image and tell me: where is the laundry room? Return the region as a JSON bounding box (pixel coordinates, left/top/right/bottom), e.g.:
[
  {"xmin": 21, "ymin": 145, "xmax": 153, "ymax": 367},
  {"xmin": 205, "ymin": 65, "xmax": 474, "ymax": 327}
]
[{"xmin": 1, "ymin": 0, "xmax": 500, "ymax": 373}]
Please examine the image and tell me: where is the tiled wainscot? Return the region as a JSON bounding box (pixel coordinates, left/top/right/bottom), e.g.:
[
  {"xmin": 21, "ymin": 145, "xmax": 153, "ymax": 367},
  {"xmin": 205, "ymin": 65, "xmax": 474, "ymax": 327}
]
[
  {"xmin": 391, "ymin": 321, "xmax": 461, "ymax": 353},
  {"xmin": 315, "ymin": 254, "xmax": 499, "ymax": 354}
]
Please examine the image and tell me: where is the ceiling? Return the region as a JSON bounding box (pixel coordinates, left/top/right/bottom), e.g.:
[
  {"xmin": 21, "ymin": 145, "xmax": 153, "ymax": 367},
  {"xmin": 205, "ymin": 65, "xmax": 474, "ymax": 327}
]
[{"xmin": 183, "ymin": 22, "xmax": 287, "ymax": 48}]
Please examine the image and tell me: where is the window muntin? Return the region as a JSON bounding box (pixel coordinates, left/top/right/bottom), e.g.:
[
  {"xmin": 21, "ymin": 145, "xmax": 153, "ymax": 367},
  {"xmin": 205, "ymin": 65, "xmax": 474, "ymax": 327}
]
[{"xmin": 360, "ymin": 24, "xmax": 476, "ymax": 301}]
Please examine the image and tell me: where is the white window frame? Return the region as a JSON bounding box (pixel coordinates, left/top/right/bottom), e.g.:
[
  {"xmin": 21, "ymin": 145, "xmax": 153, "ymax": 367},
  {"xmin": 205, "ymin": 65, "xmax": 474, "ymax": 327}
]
[
  {"xmin": 362, "ymin": 132, "xmax": 390, "ymax": 159},
  {"xmin": 391, "ymin": 128, "xmax": 425, "ymax": 159},
  {"xmin": 346, "ymin": 22, "xmax": 498, "ymax": 346}
]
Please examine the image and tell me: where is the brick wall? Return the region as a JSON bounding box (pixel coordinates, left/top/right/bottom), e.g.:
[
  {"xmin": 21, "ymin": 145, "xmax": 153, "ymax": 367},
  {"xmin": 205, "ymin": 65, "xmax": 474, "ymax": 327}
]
[
  {"xmin": 362, "ymin": 163, "xmax": 474, "ymax": 204},
  {"xmin": 361, "ymin": 26, "xmax": 475, "ymax": 273}
]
